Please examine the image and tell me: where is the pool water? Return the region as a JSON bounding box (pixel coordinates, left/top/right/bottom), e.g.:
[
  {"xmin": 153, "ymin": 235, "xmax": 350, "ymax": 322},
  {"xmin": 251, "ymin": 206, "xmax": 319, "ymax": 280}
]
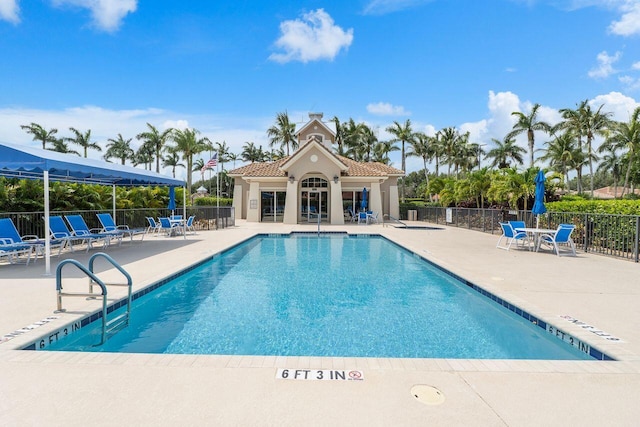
[{"xmin": 45, "ymin": 234, "xmax": 591, "ymax": 359}]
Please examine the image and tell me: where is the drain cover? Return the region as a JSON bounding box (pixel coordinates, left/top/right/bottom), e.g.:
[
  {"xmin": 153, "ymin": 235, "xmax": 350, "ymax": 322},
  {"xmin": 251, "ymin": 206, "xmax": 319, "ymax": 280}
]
[{"xmin": 411, "ymin": 385, "xmax": 445, "ymax": 406}]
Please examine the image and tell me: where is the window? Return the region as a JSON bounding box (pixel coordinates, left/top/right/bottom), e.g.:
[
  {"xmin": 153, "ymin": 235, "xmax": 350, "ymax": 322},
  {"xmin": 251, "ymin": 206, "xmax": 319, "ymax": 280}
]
[{"xmin": 301, "ymin": 177, "xmax": 328, "ymax": 188}]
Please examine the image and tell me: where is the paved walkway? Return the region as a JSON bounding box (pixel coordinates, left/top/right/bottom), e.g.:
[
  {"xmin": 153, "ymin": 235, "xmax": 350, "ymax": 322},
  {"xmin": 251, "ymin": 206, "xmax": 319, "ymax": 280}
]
[{"xmin": 1, "ymin": 221, "xmax": 639, "ymax": 426}]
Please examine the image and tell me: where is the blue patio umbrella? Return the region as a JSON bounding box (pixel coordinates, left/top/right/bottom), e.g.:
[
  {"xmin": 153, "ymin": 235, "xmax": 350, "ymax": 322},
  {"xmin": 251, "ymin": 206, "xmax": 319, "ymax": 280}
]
[
  {"xmin": 361, "ymin": 187, "xmax": 368, "ymax": 211},
  {"xmin": 168, "ymin": 186, "xmax": 176, "ymax": 215},
  {"xmin": 532, "ymin": 170, "xmax": 547, "ymax": 227}
]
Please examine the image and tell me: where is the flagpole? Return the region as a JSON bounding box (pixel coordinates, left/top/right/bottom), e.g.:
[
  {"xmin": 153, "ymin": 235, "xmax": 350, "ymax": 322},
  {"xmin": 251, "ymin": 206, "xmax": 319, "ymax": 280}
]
[{"xmin": 216, "ymin": 150, "xmax": 220, "ymax": 211}]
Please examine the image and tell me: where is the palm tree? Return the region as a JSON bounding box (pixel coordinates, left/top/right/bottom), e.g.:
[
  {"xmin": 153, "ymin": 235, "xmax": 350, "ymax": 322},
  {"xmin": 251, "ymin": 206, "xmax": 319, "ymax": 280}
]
[
  {"xmin": 104, "ymin": 134, "xmax": 134, "ymax": 165},
  {"xmin": 597, "ymin": 144, "xmax": 623, "ymax": 198},
  {"xmin": 372, "ymin": 140, "xmax": 399, "ymax": 165},
  {"xmin": 133, "ymin": 142, "xmax": 155, "ymax": 170},
  {"xmin": 386, "ymin": 119, "xmax": 414, "ymax": 202},
  {"xmin": 162, "ymin": 148, "xmax": 185, "ymax": 178},
  {"xmin": 20, "ymin": 123, "xmax": 58, "ymax": 149},
  {"xmin": 241, "ymin": 142, "xmax": 263, "ymax": 163},
  {"xmin": 331, "ymin": 116, "xmax": 346, "ymax": 155},
  {"xmin": 267, "ymin": 111, "xmax": 297, "ymax": 156},
  {"xmin": 582, "ymin": 103, "xmax": 613, "ymax": 196},
  {"xmin": 169, "ymin": 128, "xmax": 211, "ymax": 196},
  {"xmin": 485, "ymin": 137, "xmax": 525, "ymax": 169},
  {"xmin": 136, "ymin": 123, "xmax": 173, "ymax": 173},
  {"xmin": 539, "ymin": 132, "xmax": 578, "ymax": 191},
  {"xmin": 227, "ymin": 152, "xmax": 239, "ymax": 169},
  {"xmin": 343, "ymin": 119, "xmax": 366, "ymax": 161},
  {"xmin": 438, "ymin": 127, "xmax": 463, "ymax": 176},
  {"xmin": 506, "ymin": 103, "xmax": 551, "ymax": 168},
  {"xmin": 468, "ymin": 168, "xmax": 492, "ymax": 208},
  {"xmin": 49, "ymin": 138, "xmax": 80, "ymax": 155},
  {"xmin": 408, "ymin": 132, "xmax": 433, "ymax": 200},
  {"xmin": 604, "ymin": 107, "xmax": 640, "ymax": 197},
  {"xmin": 65, "ymin": 127, "xmax": 102, "ymax": 158},
  {"xmin": 556, "ymin": 101, "xmax": 586, "ymax": 192}
]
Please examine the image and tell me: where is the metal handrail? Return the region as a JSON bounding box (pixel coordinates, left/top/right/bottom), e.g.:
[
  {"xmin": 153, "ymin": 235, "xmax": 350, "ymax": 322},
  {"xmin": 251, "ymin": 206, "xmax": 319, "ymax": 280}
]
[
  {"xmin": 88, "ymin": 252, "xmax": 133, "ymax": 330},
  {"xmin": 56, "ymin": 259, "xmax": 108, "ymax": 344}
]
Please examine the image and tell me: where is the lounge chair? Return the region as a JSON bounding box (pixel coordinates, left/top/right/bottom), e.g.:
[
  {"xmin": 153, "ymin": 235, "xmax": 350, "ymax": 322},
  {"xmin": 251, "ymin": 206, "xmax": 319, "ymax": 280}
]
[
  {"xmin": 65, "ymin": 215, "xmax": 119, "ymax": 248},
  {"xmin": 536, "ymin": 224, "xmax": 577, "ymax": 257},
  {"xmin": 158, "ymin": 217, "xmax": 180, "ymax": 237},
  {"xmin": 146, "ymin": 217, "xmax": 162, "ymax": 235},
  {"xmin": 49, "ymin": 215, "xmax": 100, "ymax": 253},
  {"xmin": 0, "ymin": 218, "xmax": 39, "ymax": 265},
  {"xmin": 496, "ymin": 222, "xmax": 529, "ymax": 250},
  {"xmin": 96, "ymin": 213, "xmax": 145, "ymax": 242}
]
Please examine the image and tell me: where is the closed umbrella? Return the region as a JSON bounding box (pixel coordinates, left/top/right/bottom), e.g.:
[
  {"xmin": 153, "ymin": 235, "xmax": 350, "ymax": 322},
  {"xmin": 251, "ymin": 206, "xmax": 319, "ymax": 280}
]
[
  {"xmin": 168, "ymin": 186, "xmax": 176, "ymax": 216},
  {"xmin": 532, "ymin": 170, "xmax": 547, "ymax": 228},
  {"xmin": 361, "ymin": 187, "xmax": 368, "ymax": 211}
]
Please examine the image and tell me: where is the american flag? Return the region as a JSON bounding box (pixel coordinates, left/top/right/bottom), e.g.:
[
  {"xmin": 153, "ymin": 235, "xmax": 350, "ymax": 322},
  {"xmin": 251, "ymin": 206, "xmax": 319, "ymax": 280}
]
[{"xmin": 201, "ymin": 153, "xmax": 217, "ymax": 172}]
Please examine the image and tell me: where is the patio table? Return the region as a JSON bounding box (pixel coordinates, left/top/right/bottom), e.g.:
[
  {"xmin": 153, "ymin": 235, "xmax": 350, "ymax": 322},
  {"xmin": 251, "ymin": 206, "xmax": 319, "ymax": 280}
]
[{"xmin": 515, "ymin": 227, "xmax": 557, "ymax": 252}]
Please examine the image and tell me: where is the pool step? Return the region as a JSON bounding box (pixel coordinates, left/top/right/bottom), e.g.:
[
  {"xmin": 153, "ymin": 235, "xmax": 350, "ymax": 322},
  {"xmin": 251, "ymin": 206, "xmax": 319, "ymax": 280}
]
[{"xmin": 106, "ymin": 313, "xmax": 129, "ymax": 336}]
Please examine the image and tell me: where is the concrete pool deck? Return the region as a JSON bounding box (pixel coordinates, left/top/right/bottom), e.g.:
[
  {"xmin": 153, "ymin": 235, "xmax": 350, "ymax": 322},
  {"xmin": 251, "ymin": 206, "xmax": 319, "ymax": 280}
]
[{"xmin": 1, "ymin": 221, "xmax": 639, "ymax": 426}]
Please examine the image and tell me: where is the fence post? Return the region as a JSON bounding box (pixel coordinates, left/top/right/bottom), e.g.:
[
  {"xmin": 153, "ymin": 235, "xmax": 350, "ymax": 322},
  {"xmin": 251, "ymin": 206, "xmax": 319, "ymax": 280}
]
[
  {"xmin": 584, "ymin": 213, "xmax": 589, "ymax": 253},
  {"xmin": 635, "ymin": 216, "xmax": 639, "ymax": 263}
]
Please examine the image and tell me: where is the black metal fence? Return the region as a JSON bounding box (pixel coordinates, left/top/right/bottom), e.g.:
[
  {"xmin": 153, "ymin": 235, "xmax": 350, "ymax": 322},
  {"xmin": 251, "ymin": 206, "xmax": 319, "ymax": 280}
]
[
  {"xmin": 0, "ymin": 206, "xmax": 235, "ymax": 239},
  {"xmin": 410, "ymin": 206, "xmax": 640, "ymax": 263}
]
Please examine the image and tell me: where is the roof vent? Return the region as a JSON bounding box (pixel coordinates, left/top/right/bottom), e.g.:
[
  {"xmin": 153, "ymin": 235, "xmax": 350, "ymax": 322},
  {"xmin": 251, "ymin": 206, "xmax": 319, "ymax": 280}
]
[{"xmin": 309, "ymin": 112, "xmax": 323, "ymax": 120}]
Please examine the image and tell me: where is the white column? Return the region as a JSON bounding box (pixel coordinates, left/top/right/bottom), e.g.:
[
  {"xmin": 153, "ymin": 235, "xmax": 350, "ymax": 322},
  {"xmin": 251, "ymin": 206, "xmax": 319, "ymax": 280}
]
[
  {"xmin": 389, "ymin": 184, "xmax": 400, "ymax": 219},
  {"xmin": 330, "ymin": 180, "xmax": 344, "ymax": 225},
  {"xmin": 283, "ymin": 180, "xmax": 298, "ymax": 224},
  {"xmin": 369, "ymin": 181, "xmax": 383, "ymax": 217},
  {"xmin": 247, "ymin": 181, "xmax": 260, "ymax": 222},
  {"xmin": 232, "ymin": 182, "xmax": 243, "ymax": 219}
]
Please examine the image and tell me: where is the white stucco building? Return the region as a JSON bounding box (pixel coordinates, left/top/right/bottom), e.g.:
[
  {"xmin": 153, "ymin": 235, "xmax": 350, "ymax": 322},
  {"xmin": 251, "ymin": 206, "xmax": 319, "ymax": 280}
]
[{"xmin": 228, "ymin": 113, "xmax": 404, "ymax": 224}]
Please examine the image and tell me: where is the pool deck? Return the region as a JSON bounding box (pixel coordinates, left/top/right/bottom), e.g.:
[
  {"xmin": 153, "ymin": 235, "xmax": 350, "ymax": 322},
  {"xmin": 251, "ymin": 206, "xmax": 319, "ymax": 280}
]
[{"xmin": 1, "ymin": 221, "xmax": 639, "ymax": 426}]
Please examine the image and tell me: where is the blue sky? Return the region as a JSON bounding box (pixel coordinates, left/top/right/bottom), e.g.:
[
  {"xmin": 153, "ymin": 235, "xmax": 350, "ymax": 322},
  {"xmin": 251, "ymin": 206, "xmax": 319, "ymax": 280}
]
[{"xmin": 1, "ymin": 0, "xmax": 640, "ymax": 179}]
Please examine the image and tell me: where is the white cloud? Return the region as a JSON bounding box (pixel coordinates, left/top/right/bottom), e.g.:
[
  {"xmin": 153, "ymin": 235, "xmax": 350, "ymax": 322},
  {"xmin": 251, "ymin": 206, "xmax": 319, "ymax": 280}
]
[
  {"xmin": 366, "ymin": 102, "xmax": 410, "ymax": 116},
  {"xmin": 51, "ymin": 0, "xmax": 137, "ymax": 32},
  {"xmin": 590, "ymin": 91, "xmax": 640, "ymax": 120},
  {"xmin": 0, "ymin": 0, "xmax": 20, "ymax": 24},
  {"xmin": 632, "ymin": 61, "xmax": 640, "ymax": 70},
  {"xmin": 608, "ymin": 0, "xmax": 640, "ymax": 36},
  {"xmin": 269, "ymin": 9, "xmax": 353, "ymax": 64},
  {"xmin": 588, "ymin": 50, "xmax": 622, "ymax": 79},
  {"xmin": 363, "ymin": 0, "xmax": 434, "ymax": 15}
]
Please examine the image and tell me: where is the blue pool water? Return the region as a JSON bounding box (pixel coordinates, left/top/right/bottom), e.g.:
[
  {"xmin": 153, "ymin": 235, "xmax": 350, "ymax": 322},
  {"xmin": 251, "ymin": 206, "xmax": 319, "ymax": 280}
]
[{"xmin": 44, "ymin": 234, "xmax": 592, "ymax": 359}]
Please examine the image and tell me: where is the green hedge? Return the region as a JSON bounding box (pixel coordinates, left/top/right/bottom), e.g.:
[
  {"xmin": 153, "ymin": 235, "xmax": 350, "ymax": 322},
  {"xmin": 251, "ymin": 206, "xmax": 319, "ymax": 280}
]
[
  {"xmin": 193, "ymin": 196, "xmax": 233, "ymax": 206},
  {"xmin": 547, "ymin": 199, "xmax": 640, "ymax": 215}
]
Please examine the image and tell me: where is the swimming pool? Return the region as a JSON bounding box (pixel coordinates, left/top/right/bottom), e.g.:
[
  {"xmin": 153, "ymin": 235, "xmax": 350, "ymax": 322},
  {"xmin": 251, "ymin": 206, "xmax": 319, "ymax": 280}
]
[{"xmin": 41, "ymin": 234, "xmax": 598, "ymax": 360}]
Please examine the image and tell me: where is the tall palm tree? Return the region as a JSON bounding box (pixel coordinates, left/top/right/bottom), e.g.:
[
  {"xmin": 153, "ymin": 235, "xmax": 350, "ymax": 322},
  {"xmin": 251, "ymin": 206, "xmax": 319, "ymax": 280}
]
[
  {"xmin": 438, "ymin": 127, "xmax": 463, "ymax": 176},
  {"xmin": 485, "ymin": 136, "xmax": 525, "ymax": 169},
  {"xmin": 104, "ymin": 134, "xmax": 134, "ymax": 165},
  {"xmin": 267, "ymin": 111, "xmax": 297, "ymax": 156},
  {"xmin": 65, "ymin": 127, "xmax": 102, "ymax": 158},
  {"xmin": 20, "ymin": 123, "xmax": 58, "ymax": 149},
  {"xmin": 133, "ymin": 142, "xmax": 155, "ymax": 170},
  {"xmin": 162, "ymin": 147, "xmax": 185, "ymax": 178},
  {"xmin": 371, "ymin": 140, "xmax": 399, "ymax": 165},
  {"xmin": 169, "ymin": 128, "xmax": 211, "ymax": 196},
  {"xmin": 582, "ymin": 103, "xmax": 613, "ymax": 196},
  {"xmin": 539, "ymin": 132, "xmax": 578, "ymax": 191},
  {"xmin": 343, "ymin": 118, "xmax": 366, "ymax": 161},
  {"xmin": 556, "ymin": 101, "xmax": 586, "ymax": 193},
  {"xmin": 386, "ymin": 119, "xmax": 414, "ymax": 202},
  {"xmin": 407, "ymin": 132, "xmax": 433, "ymax": 200},
  {"xmin": 604, "ymin": 107, "xmax": 640, "ymax": 197},
  {"xmin": 136, "ymin": 123, "xmax": 174, "ymax": 173},
  {"xmin": 331, "ymin": 116, "xmax": 346, "ymax": 155},
  {"xmin": 506, "ymin": 103, "xmax": 551, "ymax": 168}
]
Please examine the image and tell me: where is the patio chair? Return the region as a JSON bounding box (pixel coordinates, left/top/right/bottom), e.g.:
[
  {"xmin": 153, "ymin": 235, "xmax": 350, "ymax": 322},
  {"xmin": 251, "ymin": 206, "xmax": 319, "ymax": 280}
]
[
  {"xmin": 368, "ymin": 212, "xmax": 379, "ymax": 224},
  {"xmin": 145, "ymin": 217, "xmax": 162, "ymax": 236},
  {"xmin": 65, "ymin": 215, "xmax": 120, "ymax": 248},
  {"xmin": 159, "ymin": 217, "xmax": 180, "ymax": 237},
  {"xmin": 97, "ymin": 213, "xmax": 146, "ymax": 242},
  {"xmin": 536, "ymin": 224, "xmax": 577, "ymax": 257},
  {"xmin": 358, "ymin": 211, "xmax": 368, "ymax": 225},
  {"xmin": 0, "ymin": 218, "xmax": 39, "ymax": 265},
  {"xmin": 496, "ymin": 222, "xmax": 529, "ymax": 251},
  {"xmin": 49, "ymin": 215, "xmax": 100, "ymax": 253},
  {"xmin": 185, "ymin": 215, "xmax": 196, "ymax": 234},
  {"xmin": 348, "ymin": 208, "xmax": 357, "ymax": 223},
  {"xmin": 509, "ymin": 220, "xmax": 526, "ymax": 231}
]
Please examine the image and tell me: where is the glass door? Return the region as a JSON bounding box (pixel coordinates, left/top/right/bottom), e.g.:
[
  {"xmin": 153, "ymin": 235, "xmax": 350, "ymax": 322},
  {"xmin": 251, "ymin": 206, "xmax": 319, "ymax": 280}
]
[{"xmin": 301, "ymin": 190, "xmax": 327, "ymax": 222}]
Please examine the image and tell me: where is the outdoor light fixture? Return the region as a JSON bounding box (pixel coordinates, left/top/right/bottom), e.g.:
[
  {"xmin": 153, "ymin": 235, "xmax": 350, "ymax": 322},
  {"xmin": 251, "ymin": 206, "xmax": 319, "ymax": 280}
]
[
  {"xmin": 333, "ymin": 175, "xmax": 339, "ymax": 183},
  {"xmin": 289, "ymin": 176, "xmax": 295, "ymax": 183}
]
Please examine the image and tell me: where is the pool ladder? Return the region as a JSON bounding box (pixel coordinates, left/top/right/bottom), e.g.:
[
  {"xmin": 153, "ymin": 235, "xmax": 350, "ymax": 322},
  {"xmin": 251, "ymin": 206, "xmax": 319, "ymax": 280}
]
[{"xmin": 55, "ymin": 252, "xmax": 133, "ymax": 346}]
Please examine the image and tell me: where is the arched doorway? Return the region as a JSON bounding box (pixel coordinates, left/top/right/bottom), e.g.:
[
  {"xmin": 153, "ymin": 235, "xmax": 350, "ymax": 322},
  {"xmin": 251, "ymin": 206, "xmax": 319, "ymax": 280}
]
[{"xmin": 300, "ymin": 177, "xmax": 329, "ymax": 223}]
